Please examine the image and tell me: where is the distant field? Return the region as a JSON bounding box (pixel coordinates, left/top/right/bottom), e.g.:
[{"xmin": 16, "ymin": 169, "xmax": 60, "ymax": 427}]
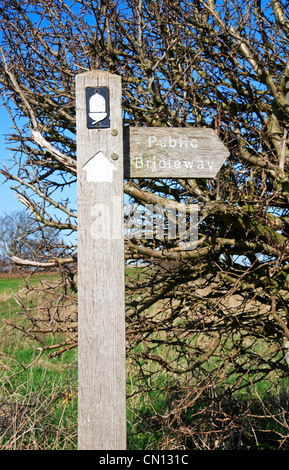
[{"xmin": 0, "ymin": 271, "xmax": 59, "ymax": 300}]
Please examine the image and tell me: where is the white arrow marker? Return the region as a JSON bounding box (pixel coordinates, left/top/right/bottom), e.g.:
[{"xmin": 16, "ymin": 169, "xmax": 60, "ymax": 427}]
[{"xmin": 82, "ymin": 152, "xmax": 116, "ymax": 183}]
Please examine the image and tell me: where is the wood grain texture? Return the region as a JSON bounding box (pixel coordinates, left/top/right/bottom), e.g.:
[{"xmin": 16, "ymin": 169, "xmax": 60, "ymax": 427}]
[
  {"xmin": 124, "ymin": 127, "xmax": 229, "ymax": 178},
  {"xmin": 76, "ymin": 70, "xmax": 126, "ymax": 450}
]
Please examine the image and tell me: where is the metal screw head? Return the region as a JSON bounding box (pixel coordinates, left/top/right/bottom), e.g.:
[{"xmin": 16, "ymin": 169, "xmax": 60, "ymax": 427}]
[
  {"xmin": 111, "ymin": 129, "xmax": 118, "ymax": 136},
  {"xmin": 111, "ymin": 153, "xmax": 119, "ymax": 160}
]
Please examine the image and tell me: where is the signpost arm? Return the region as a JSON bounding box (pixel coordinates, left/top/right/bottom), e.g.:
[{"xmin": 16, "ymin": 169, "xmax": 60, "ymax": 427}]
[{"xmin": 76, "ymin": 70, "xmax": 126, "ymax": 450}]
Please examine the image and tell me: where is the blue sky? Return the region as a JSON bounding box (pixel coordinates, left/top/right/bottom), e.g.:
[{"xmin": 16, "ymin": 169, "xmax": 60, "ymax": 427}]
[
  {"xmin": 0, "ymin": 105, "xmax": 78, "ymax": 245},
  {"xmin": 0, "ymin": 106, "xmax": 23, "ymax": 216}
]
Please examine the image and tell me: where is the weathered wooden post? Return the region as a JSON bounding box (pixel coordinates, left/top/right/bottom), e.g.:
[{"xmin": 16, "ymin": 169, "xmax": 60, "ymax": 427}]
[{"xmin": 76, "ymin": 70, "xmax": 126, "ymax": 450}]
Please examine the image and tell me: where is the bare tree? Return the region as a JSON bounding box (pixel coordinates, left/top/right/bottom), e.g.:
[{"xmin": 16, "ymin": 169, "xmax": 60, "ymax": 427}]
[
  {"xmin": 0, "ymin": 210, "xmax": 64, "ymax": 263},
  {"xmin": 1, "ymin": 0, "xmax": 289, "ymax": 448}
]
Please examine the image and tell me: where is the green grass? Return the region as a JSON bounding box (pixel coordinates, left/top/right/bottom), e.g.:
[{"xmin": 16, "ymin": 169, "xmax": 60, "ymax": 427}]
[
  {"xmin": 0, "ymin": 272, "xmax": 78, "ymax": 450},
  {"xmin": 1, "ymin": 269, "xmax": 289, "ymax": 449},
  {"xmin": 0, "ymin": 272, "xmax": 58, "ymax": 295}
]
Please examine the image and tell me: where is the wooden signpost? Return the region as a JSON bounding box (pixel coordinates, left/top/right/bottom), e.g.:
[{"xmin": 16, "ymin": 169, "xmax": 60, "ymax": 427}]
[
  {"xmin": 76, "ymin": 71, "xmax": 126, "ymax": 450},
  {"xmin": 76, "ymin": 70, "xmax": 229, "ymax": 450},
  {"xmin": 124, "ymin": 127, "xmax": 229, "ymax": 178}
]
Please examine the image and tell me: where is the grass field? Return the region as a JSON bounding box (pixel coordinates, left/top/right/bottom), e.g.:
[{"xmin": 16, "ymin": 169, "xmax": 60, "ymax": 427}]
[
  {"xmin": 1, "ymin": 270, "xmax": 289, "ymax": 450},
  {"xmin": 0, "ymin": 269, "xmax": 172, "ymax": 450},
  {"xmin": 0, "ymin": 271, "xmax": 78, "ymax": 450}
]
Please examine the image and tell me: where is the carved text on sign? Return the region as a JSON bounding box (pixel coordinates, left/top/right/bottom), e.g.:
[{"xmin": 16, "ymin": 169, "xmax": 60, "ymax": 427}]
[{"xmin": 124, "ymin": 127, "xmax": 229, "ymax": 179}]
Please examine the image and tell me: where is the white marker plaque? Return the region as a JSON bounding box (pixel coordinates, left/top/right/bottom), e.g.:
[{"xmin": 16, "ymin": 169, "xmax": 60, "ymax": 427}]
[{"xmin": 82, "ymin": 152, "xmax": 116, "ymax": 183}]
